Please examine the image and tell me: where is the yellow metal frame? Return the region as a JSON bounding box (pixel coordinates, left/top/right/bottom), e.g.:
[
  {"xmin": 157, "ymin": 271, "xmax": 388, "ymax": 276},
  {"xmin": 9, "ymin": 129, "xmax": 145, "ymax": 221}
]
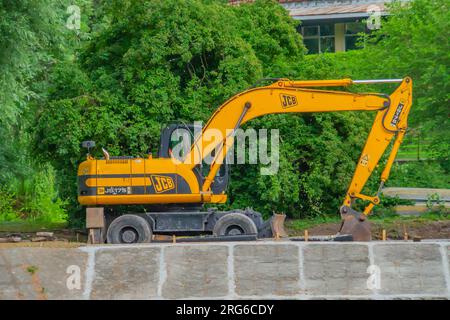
[{"xmin": 184, "ymin": 77, "xmax": 412, "ymax": 214}]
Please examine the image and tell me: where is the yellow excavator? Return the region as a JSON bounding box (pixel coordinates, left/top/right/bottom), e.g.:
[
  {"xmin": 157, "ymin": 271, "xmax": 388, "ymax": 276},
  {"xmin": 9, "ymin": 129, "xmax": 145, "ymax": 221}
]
[{"xmin": 78, "ymin": 77, "xmax": 413, "ymax": 243}]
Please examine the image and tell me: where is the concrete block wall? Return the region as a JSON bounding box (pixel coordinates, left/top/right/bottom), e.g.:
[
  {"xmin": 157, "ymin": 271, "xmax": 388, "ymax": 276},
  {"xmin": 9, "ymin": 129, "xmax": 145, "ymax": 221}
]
[{"xmin": 1, "ymin": 241, "xmax": 449, "ymax": 299}]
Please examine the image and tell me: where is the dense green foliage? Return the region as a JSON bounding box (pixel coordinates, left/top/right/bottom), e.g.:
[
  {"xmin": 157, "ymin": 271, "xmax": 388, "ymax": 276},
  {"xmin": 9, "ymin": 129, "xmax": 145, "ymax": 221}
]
[
  {"xmin": 365, "ymin": 0, "xmax": 449, "ymax": 160},
  {"xmin": 0, "ymin": 0, "xmax": 448, "ymax": 224},
  {"xmin": 0, "ymin": 0, "xmax": 74, "ymax": 222},
  {"xmin": 33, "ymin": 0, "xmax": 374, "ymax": 220},
  {"xmin": 387, "ymin": 161, "xmax": 449, "ymax": 189}
]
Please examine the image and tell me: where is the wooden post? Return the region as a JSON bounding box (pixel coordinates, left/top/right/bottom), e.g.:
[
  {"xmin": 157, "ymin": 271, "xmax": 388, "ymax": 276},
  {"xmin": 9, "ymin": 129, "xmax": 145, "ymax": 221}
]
[
  {"xmin": 88, "ymin": 229, "xmax": 95, "ymax": 244},
  {"xmin": 382, "ymin": 229, "xmax": 387, "ymax": 241},
  {"xmin": 304, "ymin": 230, "xmax": 309, "ymax": 242}
]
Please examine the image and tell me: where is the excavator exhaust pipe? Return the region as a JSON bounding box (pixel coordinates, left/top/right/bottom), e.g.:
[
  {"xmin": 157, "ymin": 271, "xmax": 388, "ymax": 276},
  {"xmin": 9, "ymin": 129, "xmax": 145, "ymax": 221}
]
[{"xmin": 338, "ymin": 206, "xmax": 372, "ymax": 241}]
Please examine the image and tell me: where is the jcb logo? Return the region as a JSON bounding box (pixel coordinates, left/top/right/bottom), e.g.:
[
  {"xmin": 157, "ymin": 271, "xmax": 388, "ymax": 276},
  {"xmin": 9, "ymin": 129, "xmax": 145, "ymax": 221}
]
[
  {"xmin": 280, "ymin": 94, "xmax": 298, "ymax": 108},
  {"xmin": 390, "ymin": 101, "xmax": 405, "ymax": 127},
  {"xmin": 360, "ymin": 154, "xmax": 369, "ymax": 167},
  {"xmin": 150, "ymin": 175, "xmax": 175, "ymax": 193}
]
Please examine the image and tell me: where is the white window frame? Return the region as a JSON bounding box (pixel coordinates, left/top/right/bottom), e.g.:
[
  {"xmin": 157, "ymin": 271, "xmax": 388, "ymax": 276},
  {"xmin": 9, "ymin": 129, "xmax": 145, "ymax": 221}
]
[
  {"xmin": 302, "ymin": 25, "xmax": 335, "ymax": 53},
  {"xmin": 344, "ymin": 22, "xmax": 366, "ymax": 51}
]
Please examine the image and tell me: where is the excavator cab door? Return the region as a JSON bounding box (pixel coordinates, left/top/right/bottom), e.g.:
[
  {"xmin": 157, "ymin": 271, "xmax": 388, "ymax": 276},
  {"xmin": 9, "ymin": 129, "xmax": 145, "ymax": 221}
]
[
  {"xmin": 199, "ymin": 143, "xmax": 231, "ymax": 195},
  {"xmin": 209, "ymin": 158, "xmax": 229, "ymax": 195},
  {"xmin": 159, "ymin": 123, "xmax": 230, "ymax": 194}
]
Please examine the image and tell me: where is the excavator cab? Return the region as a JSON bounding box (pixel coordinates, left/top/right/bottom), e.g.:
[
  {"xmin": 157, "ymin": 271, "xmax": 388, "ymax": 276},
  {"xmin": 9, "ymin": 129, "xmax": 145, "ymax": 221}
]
[
  {"xmin": 157, "ymin": 123, "xmax": 197, "ymax": 159},
  {"xmin": 157, "ymin": 123, "xmax": 230, "ymax": 195}
]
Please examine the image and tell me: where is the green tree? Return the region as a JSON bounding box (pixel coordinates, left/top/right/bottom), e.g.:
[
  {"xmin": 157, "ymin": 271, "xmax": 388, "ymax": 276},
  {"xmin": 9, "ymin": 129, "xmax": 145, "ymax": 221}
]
[
  {"xmin": 363, "ymin": 0, "xmax": 449, "ymax": 160},
  {"xmin": 0, "ymin": 0, "xmax": 92, "ymax": 222}
]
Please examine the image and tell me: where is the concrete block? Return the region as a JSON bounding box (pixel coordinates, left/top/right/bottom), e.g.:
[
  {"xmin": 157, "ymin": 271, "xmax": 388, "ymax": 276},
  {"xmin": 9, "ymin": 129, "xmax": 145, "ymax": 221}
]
[
  {"xmin": 0, "ymin": 248, "xmax": 87, "ymax": 300},
  {"xmin": 303, "ymin": 244, "xmax": 370, "ymax": 296},
  {"xmin": 91, "ymin": 247, "xmax": 161, "ymax": 299},
  {"xmin": 234, "ymin": 244, "xmax": 299, "ymax": 296},
  {"xmin": 161, "ymin": 245, "xmax": 228, "ymax": 299},
  {"xmin": 373, "ymin": 244, "xmax": 446, "ymax": 295}
]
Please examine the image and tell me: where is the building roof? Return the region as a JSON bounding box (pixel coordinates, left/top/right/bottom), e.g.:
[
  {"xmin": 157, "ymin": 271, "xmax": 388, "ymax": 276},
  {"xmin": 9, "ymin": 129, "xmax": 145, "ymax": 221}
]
[
  {"xmin": 290, "ymin": 2, "xmax": 388, "ymax": 21},
  {"xmin": 229, "ymin": 0, "xmax": 409, "ymax": 21}
]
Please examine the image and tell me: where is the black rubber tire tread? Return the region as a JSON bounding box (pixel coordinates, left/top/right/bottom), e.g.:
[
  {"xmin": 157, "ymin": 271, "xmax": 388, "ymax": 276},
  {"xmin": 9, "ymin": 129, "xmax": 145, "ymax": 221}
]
[
  {"xmin": 213, "ymin": 212, "xmax": 258, "ymax": 236},
  {"xmin": 106, "ymin": 214, "xmax": 152, "ymax": 244}
]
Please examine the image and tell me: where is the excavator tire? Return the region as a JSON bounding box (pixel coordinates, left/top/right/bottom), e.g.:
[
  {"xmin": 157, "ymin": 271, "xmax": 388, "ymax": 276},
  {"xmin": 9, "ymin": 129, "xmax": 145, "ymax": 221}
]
[
  {"xmin": 213, "ymin": 212, "xmax": 258, "ymax": 236},
  {"xmin": 107, "ymin": 214, "xmax": 153, "ymax": 244}
]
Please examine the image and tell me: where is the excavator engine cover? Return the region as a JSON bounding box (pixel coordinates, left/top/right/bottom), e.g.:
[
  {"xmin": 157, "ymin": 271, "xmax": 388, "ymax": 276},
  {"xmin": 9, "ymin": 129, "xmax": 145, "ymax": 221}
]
[{"xmin": 338, "ymin": 206, "xmax": 371, "ymax": 241}]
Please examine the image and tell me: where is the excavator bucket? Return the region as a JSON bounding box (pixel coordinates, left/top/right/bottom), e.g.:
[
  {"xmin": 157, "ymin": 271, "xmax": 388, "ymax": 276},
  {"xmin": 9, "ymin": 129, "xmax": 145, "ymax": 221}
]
[
  {"xmin": 338, "ymin": 206, "xmax": 372, "ymax": 241},
  {"xmin": 271, "ymin": 213, "xmax": 288, "ymax": 238},
  {"xmin": 257, "ymin": 213, "xmax": 288, "ymax": 239}
]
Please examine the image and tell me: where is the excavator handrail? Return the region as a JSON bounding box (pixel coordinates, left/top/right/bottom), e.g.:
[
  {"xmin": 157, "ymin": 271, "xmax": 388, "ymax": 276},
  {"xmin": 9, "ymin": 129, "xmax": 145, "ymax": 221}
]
[
  {"xmin": 353, "ymin": 79, "xmax": 403, "ymax": 84},
  {"xmin": 280, "ymin": 78, "xmax": 404, "ymax": 88}
]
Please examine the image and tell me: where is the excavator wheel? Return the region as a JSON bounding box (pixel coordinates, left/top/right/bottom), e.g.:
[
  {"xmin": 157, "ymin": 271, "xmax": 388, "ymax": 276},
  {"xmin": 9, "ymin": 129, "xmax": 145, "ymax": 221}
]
[
  {"xmin": 213, "ymin": 212, "xmax": 258, "ymax": 236},
  {"xmin": 107, "ymin": 214, "xmax": 153, "ymax": 244},
  {"xmin": 338, "ymin": 206, "xmax": 372, "ymax": 241}
]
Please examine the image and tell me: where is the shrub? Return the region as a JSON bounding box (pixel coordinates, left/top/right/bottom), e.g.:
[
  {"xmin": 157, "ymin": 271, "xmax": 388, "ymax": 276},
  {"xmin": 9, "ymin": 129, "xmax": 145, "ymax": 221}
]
[{"xmin": 0, "ymin": 188, "xmax": 19, "ymax": 222}]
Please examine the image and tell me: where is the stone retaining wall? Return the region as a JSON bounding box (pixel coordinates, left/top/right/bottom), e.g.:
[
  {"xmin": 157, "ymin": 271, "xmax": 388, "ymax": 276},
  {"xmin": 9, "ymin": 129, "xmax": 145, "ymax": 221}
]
[{"xmin": 1, "ymin": 241, "xmax": 449, "ymax": 299}]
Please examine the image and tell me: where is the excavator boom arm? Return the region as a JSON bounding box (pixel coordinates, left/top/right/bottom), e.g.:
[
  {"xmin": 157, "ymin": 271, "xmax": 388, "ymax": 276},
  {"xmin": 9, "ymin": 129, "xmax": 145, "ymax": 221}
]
[
  {"xmin": 183, "ymin": 77, "xmax": 413, "ymax": 220},
  {"xmin": 343, "ymin": 78, "xmax": 412, "ymax": 213}
]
